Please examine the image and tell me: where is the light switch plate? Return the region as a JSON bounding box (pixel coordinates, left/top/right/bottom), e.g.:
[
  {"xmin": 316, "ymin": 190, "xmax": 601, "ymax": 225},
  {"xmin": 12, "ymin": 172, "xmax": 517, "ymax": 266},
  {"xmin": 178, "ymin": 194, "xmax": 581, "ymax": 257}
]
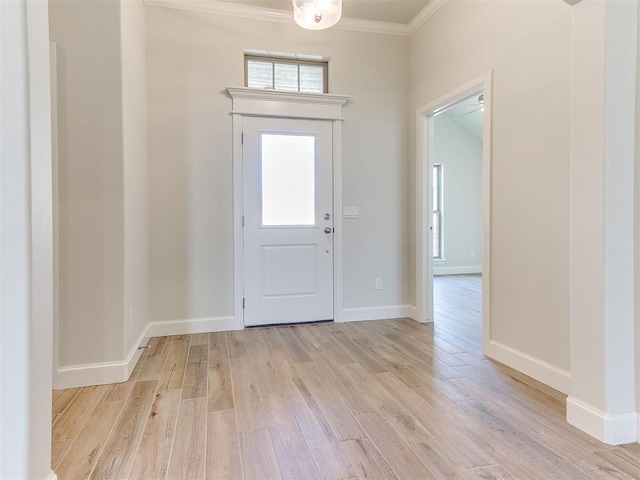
[{"xmin": 343, "ymin": 207, "xmax": 359, "ymax": 219}]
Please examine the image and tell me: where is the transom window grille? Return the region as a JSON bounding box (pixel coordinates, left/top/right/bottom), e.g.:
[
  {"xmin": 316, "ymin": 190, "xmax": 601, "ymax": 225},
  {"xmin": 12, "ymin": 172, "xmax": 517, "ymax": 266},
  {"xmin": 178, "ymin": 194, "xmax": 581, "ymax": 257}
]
[
  {"xmin": 433, "ymin": 164, "xmax": 443, "ymax": 259},
  {"xmin": 245, "ymin": 55, "xmax": 328, "ymax": 94}
]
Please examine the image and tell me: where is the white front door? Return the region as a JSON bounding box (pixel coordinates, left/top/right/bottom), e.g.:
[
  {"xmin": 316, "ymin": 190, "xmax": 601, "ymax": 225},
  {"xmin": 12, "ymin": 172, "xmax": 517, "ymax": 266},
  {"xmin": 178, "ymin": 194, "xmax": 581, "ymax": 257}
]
[{"xmin": 242, "ymin": 117, "xmax": 334, "ymax": 326}]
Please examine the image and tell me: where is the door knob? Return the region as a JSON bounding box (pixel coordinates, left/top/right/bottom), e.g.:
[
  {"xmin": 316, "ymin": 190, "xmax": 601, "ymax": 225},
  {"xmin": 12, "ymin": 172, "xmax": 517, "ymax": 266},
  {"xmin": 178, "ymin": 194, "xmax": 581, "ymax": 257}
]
[
  {"xmin": 324, "ymin": 213, "xmax": 331, "ymax": 220},
  {"xmin": 324, "ymin": 227, "xmax": 332, "ymax": 234}
]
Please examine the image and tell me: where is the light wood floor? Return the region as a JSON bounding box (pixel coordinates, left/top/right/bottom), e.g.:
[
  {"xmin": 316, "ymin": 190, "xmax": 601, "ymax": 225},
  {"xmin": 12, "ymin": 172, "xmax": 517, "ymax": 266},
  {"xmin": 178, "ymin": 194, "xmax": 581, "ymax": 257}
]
[{"xmin": 52, "ymin": 275, "xmax": 640, "ymax": 479}]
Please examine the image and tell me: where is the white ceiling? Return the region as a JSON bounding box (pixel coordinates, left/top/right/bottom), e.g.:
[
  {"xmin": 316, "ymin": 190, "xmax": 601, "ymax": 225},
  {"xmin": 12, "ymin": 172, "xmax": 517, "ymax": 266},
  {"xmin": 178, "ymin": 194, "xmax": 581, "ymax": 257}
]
[
  {"xmin": 227, "ymin": 0, "xmax": 432, "ymax": 24},
  {"xmin": 443, "ymin": 94, "xmax": 484, "ymax": 143}
]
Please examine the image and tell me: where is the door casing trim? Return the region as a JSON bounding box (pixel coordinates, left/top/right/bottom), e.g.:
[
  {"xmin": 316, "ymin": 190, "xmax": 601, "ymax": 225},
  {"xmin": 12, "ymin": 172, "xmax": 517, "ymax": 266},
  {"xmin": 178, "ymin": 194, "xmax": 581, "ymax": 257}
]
[{"xmin": 228, "ymin": 87, "xmax": 349, "ymax": 327}]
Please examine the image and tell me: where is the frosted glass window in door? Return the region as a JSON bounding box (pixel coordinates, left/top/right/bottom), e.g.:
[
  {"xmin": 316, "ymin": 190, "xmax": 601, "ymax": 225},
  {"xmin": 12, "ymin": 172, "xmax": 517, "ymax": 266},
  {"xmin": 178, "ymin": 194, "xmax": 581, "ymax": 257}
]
[{"xmin": 262, "ymin": 134, "xmax": 316, "ymax": 226}]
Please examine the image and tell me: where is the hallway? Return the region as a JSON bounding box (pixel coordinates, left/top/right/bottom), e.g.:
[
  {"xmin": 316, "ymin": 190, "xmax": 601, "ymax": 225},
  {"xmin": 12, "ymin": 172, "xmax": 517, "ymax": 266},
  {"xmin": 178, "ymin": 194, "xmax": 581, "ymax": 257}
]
[{"xmin": 51, "ymin": 287, "xmax": 640, "ymax": 479}]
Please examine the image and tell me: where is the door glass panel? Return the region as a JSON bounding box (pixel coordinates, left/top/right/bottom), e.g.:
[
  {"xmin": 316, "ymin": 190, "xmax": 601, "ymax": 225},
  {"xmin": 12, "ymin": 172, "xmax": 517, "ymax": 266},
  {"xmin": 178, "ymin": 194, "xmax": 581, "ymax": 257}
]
[{"xmin": 262, "ymin": 134, "xmax": 315, "ymax": 226}]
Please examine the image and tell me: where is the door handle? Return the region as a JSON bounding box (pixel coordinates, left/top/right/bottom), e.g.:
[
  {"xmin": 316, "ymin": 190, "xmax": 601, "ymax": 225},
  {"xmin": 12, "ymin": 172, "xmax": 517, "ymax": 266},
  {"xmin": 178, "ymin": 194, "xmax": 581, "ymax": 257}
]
[{"xmin": 324, "ymin": 227, "xmax": 333, "ymax": 234}]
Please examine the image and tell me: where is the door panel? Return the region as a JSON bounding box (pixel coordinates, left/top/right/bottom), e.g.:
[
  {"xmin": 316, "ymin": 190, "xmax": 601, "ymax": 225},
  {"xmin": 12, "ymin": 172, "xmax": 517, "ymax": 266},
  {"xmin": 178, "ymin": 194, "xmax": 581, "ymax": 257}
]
[
  {"xmin": 262, "ymin": 244, "xmax": 317, "ymax": 297},
  {"xmin": 243, "ymin": 117, "xmax": 333, "ymax": 326}
]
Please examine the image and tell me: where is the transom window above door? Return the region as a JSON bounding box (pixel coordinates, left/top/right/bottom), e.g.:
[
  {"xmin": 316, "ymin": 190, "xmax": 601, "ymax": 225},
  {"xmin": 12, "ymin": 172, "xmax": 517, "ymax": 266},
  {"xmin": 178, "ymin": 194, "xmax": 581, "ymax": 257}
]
[{"xmin": 245, "ymin": 54, "xmax": 328, "ymax": 93}]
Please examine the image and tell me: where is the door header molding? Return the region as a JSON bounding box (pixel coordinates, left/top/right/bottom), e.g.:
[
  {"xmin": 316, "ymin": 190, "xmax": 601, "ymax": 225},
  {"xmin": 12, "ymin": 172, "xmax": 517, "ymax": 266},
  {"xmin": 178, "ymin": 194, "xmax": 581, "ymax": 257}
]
[{"xmin": 227, "ymin": 86, "xmax": 350, "ymax": 120}]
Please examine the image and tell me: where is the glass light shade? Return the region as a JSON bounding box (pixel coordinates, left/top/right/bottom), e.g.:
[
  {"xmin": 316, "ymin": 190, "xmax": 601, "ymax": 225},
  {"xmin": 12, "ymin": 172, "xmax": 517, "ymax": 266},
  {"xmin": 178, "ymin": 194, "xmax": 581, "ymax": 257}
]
[{"xmin": 293, "ymin": 0, "xmax": 342, "ymax": 30}]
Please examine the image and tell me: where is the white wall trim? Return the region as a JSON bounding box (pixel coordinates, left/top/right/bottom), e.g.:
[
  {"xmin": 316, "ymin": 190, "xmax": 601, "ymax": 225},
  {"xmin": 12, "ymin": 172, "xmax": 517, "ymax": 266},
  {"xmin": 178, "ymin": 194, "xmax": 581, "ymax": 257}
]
[
  {"xmin": 227, "ymin": 87, "xmax": 349, "ymax": 120},
  {"xmin": 231, "ymin": 114, "xmax": 244, "ymax": 331},
  {"xmin": 147, "ymin": 316, "xmax": 241, "ymax": 337},
  {"xmin": 47, "ymin": 471, "xmax": 58, "ymax": 480},
  {"xmin": 55, "ymin": 358, "xmax": 134, "ymax": 390},
  {"xmin": 406, "ymin": 0, "xmax": 449, "ymax": 35},
  {"xmin": 54, "ymin": 322, "xmax": 151, "ymax": 389},
  {"xmin": 50, "ymin": 40, "xmax": 61, "ymax": 393},
  {"xmin": 566, "ymin": 396, "xmax": 637, "ymax": 445},
  {"xmin": 434, "ymin": 266, "xmax": 482, "ymax": 276},
  {"xmin": 145, "ymin": 0, "xmax": 292, "ymax": 25},
  {"xmin": 485, "ymin": 340, "xmax": 571, "ymax": 394},
  {"xmin": 332, "ymin": 17, "xmax": 409, "ymax": 37},
  {"xmin": 144, "ymin": 0, "xmax": 449, "ymax": 37},
  {"xmin": 341, "ymin": 305, "xmax": 416, "ymax": 323},
  {"xmin": 54, "ymin": 315, "xmax": 245, "ymax": 388},
  {"xmin": 332, "ymin": 120, "xmax": 345, "ymax": 323}
]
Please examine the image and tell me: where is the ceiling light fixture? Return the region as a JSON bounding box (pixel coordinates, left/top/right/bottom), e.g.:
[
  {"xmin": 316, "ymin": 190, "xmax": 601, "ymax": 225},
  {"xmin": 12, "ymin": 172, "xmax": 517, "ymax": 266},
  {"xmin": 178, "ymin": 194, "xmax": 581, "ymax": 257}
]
[{"xmin": 293, "ymin": 0, "xmax": 342, "ymax": 30}]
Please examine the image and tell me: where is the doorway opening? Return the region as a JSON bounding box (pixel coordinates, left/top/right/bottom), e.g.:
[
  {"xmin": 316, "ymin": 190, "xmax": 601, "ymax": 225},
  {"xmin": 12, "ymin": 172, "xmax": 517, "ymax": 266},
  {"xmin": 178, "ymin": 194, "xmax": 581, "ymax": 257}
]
[
  {"xmin": 415, "ymin": 72, "xmax": 492, "ymax": 353},
  {"xmin": 433, "ymin": 93, "xmax": 484, "ymax": 342}
]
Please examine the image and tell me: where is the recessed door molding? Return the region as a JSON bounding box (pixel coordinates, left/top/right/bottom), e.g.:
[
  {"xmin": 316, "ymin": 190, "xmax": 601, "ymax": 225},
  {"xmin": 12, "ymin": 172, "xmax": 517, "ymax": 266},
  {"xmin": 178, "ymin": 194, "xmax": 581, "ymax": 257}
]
[{"xmin": 228, "ymin": 87, "xmax": 349, "ymax": 328}]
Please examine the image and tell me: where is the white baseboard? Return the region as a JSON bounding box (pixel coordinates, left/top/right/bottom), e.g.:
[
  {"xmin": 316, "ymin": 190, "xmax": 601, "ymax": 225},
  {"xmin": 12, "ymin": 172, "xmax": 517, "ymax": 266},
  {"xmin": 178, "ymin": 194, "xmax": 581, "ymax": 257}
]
[
  {"xmin": 484, "ymin": 339, "xmax": 571, "ymax": 394},
  {"xmin": 340, "ymin": 305, "xmax": 415, "ymax": 323},
  {"xmin": 47, "ymin": 470, "xmax": 58, "ymax": 480},
  {"xmin": 53, "ymin": 317, "xmax": 241, "ymax": 389},
  {"xmin": 147, "ymin": 315, "xmax": 241, "ymax": 337},
  {"xmin": 54, "ymin": 324, "xmax": 151, "ymax": 389},
  {"xmin": 566, "ymin": 396, "xmax": 637, "ymax": 445},
  {"xmin": 56, "ymin": 308, "xmax": 439, "ymax": 388},
  {"xmin": 434, "ymin": 265, "xmax": 482, "ymax": 275},
  {"xmin": 404, "ymin": 305, "xmax": 417, "ymax": 321},
  {"xmin": 55, "ymin": 360, "xmax": 131, "ymax": 390}
]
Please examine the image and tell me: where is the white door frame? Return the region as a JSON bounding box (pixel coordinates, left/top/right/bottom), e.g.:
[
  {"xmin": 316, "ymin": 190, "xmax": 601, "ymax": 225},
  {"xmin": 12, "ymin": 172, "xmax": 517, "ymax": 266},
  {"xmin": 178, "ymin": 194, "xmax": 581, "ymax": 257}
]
[
  {"xmin": 415, "ymin": 71, "xmax": 492, "ymax": 351},
  {"xmin": 227, "ymin": 87, "xmax": 350, "ymax": 328}
]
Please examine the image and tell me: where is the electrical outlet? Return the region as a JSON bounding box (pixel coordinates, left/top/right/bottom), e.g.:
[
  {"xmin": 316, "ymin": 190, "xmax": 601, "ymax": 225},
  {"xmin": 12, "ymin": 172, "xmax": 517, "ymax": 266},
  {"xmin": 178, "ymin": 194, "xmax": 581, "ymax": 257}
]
[
  {"xmin": 375, "ymin": 278, "xmax": 383, "ymax": 290},
  {"xmin": 129, "ymin": 307, "xmax": 133, "ymax": 327}
]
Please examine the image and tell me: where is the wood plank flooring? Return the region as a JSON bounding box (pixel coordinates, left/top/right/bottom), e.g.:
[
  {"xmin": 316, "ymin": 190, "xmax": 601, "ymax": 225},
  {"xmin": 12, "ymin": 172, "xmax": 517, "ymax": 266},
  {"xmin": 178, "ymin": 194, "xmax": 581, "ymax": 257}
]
[{"xmin": 52, "ymin": 275, "xmax": 640, "ymax": 479}]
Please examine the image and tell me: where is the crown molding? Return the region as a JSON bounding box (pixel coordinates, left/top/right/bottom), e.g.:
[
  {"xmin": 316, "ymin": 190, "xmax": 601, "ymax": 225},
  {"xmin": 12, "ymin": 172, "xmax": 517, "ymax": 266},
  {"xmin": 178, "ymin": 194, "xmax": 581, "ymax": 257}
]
[
  {"xmin": 144, "ymin": 0, "xmax": 450, "ymax": 36},
  {"xmin": 334, "ymin": 17, "xmax": 409, "ymax": 37},
  {"xmin": 145, "ymin": 0, "xmax": 291, "ymax": 24},
  {"xmin": 407, "ymin": 0, "xmax": 449, "ymax": 35}
]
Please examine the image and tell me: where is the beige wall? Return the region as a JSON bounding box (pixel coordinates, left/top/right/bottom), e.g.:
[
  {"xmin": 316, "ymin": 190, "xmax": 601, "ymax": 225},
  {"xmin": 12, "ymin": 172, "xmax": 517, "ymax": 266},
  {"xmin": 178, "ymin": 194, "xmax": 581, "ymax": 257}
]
[
  {"xmin": 146, "ymin": 6, "xmax": 410, "ymax": 322},
  {"xmin": 50, "ymin": 0, "xmax": 126, "ymax": 366},
  {"xmin": 121, "ymin": 0, "xmax": 150, "ymax": 354},
  {"xmin": 50, "ymin": 0, "xmax": 149, "ymax": 368},
  {"xmin": 409, "ymin": 0, "xmax": 573, "ymax": 370}
]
